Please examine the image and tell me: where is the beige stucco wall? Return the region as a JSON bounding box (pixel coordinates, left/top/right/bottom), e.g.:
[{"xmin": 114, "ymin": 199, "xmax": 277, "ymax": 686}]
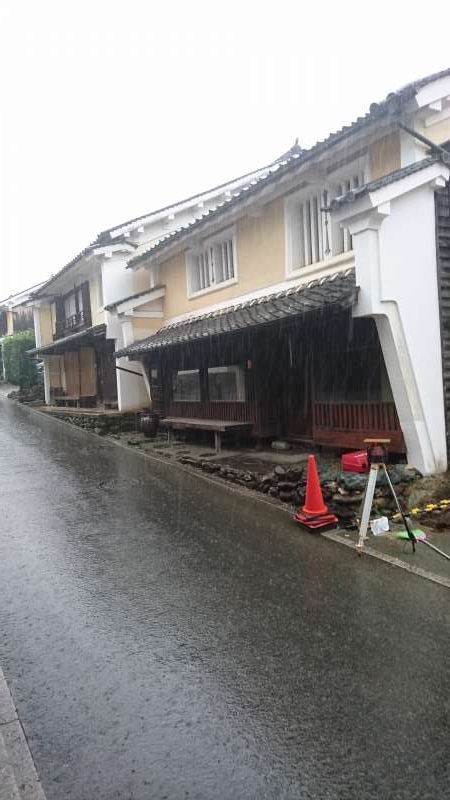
[
  {"xmin": 50, "ymin": 302, "xmax": 56, "ymax": 337},
  {"xmin": 423, "ymin": 118, "xmax": 450, "ymax": 147},
  {"xmin": 38, "ymin": 305, "xmax": 54, "ymax": 345},
  {"xmin": 369, "ymin": 132, "xmax": 401, "ymax": 181},
  {"xmin": 161, "ymin": 196, "xmax": 286, "ymax": 320},
  {"xmin": 6, "ymin": 310, "xmax": 14, "ymax": 336},
  {"xmin": 132, "ymin": 317, "xmax": 161, "ymax": 338}
]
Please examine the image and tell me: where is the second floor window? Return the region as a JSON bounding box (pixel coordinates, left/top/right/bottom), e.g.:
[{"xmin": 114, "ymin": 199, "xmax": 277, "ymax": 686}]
[
  {"xmin": 54, "ymin": 281, "xmax": 91, "ymax": 339},
  {"xmin": 187, "ymin": 230, "xmax": 236, "ymax": 296},
  {"xmin": 285, "ymin": 169, "xmax": 365, "ymax": 274},
  {"xmin": 64, "ymin": 287, "xmax": 83, "ymax": 320}
]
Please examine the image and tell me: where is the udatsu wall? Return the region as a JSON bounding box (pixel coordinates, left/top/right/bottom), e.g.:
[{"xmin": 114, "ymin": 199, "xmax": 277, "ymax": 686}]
[{"xmin": 335, "ymin": 162, "xmax": 450, "ymax": 474}]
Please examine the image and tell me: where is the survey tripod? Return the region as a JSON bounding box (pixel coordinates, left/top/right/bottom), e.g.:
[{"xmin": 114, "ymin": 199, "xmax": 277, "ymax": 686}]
[
  {"xmin": 356, "ymin": 439, "xmax": 450, "ymax": 562},
  {"xmin": 356, "ymin": 440, "xmax": 416, "ymax": 554}
]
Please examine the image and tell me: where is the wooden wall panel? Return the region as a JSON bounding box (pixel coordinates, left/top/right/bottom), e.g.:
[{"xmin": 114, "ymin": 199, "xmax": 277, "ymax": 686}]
[
  {"xmin": 63, "ymin": 352, "xmax": 80, "ymax": 398},
  {"xmin": 48, "ymin": 355, "xmax": 64, "ymax": 389},
  {"xmin": 79, "ymin": 347, "xmax": 97, "ymax": 397}
]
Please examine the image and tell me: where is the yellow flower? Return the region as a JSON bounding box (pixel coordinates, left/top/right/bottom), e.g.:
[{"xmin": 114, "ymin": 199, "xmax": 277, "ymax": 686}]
[{"xmin": 411, "ymin": 507, "xmax": 420, "ymax": 515}]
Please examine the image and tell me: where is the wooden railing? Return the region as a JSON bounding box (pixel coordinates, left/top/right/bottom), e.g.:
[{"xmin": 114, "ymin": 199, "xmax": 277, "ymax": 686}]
[
  {"xmin": 168, "ymin": 400, "xmax": 254, "ymax": 423},
  {"xmin": 55, "ymin": 310, "xmax": 89, "ymax": 340},
  {"xmin": 313, "ymin": 400, "xmax": 404, "ymax": 451}
]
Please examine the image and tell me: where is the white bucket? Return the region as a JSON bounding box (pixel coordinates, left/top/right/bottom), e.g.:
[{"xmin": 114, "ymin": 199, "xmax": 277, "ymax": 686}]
[{"xmin": 370, "ymin": 516, "xmax": 390, "ymax": 535}]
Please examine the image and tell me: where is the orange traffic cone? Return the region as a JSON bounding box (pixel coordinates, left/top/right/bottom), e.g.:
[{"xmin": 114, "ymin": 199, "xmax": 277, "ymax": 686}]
[{"xmin": 294, "ymin": 454, "xmax": 338, "ymax": 531}]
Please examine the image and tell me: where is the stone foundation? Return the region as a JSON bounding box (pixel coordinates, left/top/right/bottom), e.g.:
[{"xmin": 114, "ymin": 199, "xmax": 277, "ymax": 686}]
[
  {"xmin": 177, "ymin": 455, "xmax": 423, "ymax": 526},
  {"xmin": 44, "ymin": 411, "xmax": 140, "ymax": 436}
]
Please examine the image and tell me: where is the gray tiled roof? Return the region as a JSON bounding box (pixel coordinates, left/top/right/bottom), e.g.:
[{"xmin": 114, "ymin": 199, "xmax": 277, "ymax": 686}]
[
  {"xmin": 31, "ymin": 237, "xmax": 137, "ymax": 300},
  {"xmin": 95, "ymin": 141, "xmax": 305, "ymax": 242},
  {"xmin": 116, "ymin": 268, "xmax": 357, "ymax": 357},
  {"xmin": 127, "ymin": 68, "xmax": 450, "ymax": 269},
  {"xmin": 28, "ymin": 324, "xmax": 107, "ymax": 356},
  {"xmin": 0, "ymin": 279, "xmax": 46, "ymax": 308},
  {"xmin": 104, "ymin": 285, "xmax": 165, "ymax": 312},
  {"xmin": 30, "ymin": 247, "xmax": 93, "ymax": 299},
  {"xmin": 330, "ymin": 155, "xmax": 450, "ymax": 210}
]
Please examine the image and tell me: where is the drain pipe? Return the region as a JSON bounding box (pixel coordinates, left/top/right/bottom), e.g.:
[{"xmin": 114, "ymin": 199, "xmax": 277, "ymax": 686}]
[
  {"xmin": 397, "ymin": 121, "xmax": 450, "ymax": 162},
  {"xmin": 115, "ymin": 365, "xmax": 143, "ymax": 377}
]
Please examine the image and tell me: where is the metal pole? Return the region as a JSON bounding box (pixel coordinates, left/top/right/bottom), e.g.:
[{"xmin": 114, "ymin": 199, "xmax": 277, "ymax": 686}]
[
  {"xmin": 397, "ymin": 122, "xmax": 450, "ymax": 161},
  {"xmin": 419, "ymin": 539, "xmax": 450, "ymax": 562},
  {"xmin": 115, "ymin": 365, "xmax": 143, "ymax": 377},
  {"xmin": 381, "ymin": 464, "xmax": 416, "ymax": 552},
  {"xmin": 356, "ymin": 465, "xmax": 378, "ymax": 553}
]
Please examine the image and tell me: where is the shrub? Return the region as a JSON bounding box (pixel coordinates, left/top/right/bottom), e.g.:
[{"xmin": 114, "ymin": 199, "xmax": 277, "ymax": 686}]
[{"xmin": 2, "ymin": 330, "xmax": 37, "ymax": 388}]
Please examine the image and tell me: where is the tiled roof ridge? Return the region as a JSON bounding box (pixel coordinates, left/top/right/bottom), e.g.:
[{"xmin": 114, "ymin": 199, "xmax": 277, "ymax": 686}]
[
  {"xmin": 0, "ymin": 278, "xmax": 46, "ymax": 306},
  {"xmin": 95, "ymin": 157, "xmax": 284, "ymax": 242},
  {"xmin": 30, "ymin": 246, "xmax": 94, "ymax": 299},
  {"xmin": 30, "ymin": 235, "xmax": 137, "ymax": 299},
  {"xmin": 29, "ymin": 67, "xmax": 450, "ymax": 297},
  {"xmin": 127, "ymin": 67, "xmax": 450, "ymax": 268}
]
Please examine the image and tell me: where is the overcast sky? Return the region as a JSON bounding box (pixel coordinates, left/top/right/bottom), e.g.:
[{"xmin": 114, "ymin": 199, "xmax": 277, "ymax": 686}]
[{"xmin": 0, "ymin": 0, "xmax": 449, "ymax": 298}]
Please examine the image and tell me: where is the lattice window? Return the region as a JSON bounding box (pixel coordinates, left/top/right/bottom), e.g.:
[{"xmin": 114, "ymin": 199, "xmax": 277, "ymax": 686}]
[
  {"xmin": 172, "ymin": 369, "xmax": 201, "ymax": 402},
  {"xmin": 286, "ymin": 170, "xmax": 365, "ymax": 273},
  {"xmin": 208, "ymin": 365, "xmax": 245, "ymax": 402},
  {"xmin": 187, "ymin": 231, "xmax": 236, "ymax": 295}
]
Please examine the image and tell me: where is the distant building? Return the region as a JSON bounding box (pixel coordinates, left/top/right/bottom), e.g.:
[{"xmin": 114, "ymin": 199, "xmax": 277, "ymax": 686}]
[{"xmin": 0, "ymin": 281, "xmax": 44, "ymax": 379}]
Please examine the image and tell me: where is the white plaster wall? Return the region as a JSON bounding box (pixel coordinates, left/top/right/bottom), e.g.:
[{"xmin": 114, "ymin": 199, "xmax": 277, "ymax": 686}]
[
  {"xmin": 352, "ymin": 186, "xmax": 447, "ymax": 473},
  {"xmin": 103, "ymin": 258, "xmax": 145, "ymax": 343},
  {"xmin": 33, "ymin": 307, "xmax": 42, "ymax": 347},
  {"xmin": 116, "ymin": 356, "xmax": 149, "ymax": 410},
  {"xmin": 399, "ymin": 128, "xmax": 427, "ymax": 167},
  {"xmin": 111, "ymin": 316, "xmax": 149, "ymax": 411},
  {"xmin": 41, "ymin": 358, "xmax": 51, "ymax": 404},
  {"xmin": 99, "ymin": 258, "xmax": 149, "ymax": 410},
  {"xmin": 102, "ymin": 255, "xmax": 149, "ymax": 310},
  {"xmin": 89, "ymin": 268, "xmax": 104, "ymax": 326}
]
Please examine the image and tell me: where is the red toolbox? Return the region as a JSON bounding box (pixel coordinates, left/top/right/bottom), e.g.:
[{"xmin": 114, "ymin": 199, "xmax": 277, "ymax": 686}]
[{"xmin": 341, "ymin": 450, "xmax": 369, "ymax": 473}]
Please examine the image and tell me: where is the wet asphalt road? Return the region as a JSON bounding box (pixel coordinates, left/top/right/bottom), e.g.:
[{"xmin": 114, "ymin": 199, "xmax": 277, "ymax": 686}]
[{"xmin": 0, "ymin": 400, "xmax": 449, "ymax": 800}]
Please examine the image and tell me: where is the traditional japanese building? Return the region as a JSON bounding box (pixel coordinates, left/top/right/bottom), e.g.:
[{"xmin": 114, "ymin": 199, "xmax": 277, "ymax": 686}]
[
  {"xmin": 115, "ymin": 69, "xmax": 450, "ymax": 475},
  {"xmin": 28, "ymin": 164, "xmax": 271, "ymax": 409}
]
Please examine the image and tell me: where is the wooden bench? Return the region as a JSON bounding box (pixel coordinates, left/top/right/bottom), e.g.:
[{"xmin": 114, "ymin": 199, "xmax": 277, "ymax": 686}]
[{"xmin": 162, "ymin": 417, "xmax": 252, "ymax": 453}]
